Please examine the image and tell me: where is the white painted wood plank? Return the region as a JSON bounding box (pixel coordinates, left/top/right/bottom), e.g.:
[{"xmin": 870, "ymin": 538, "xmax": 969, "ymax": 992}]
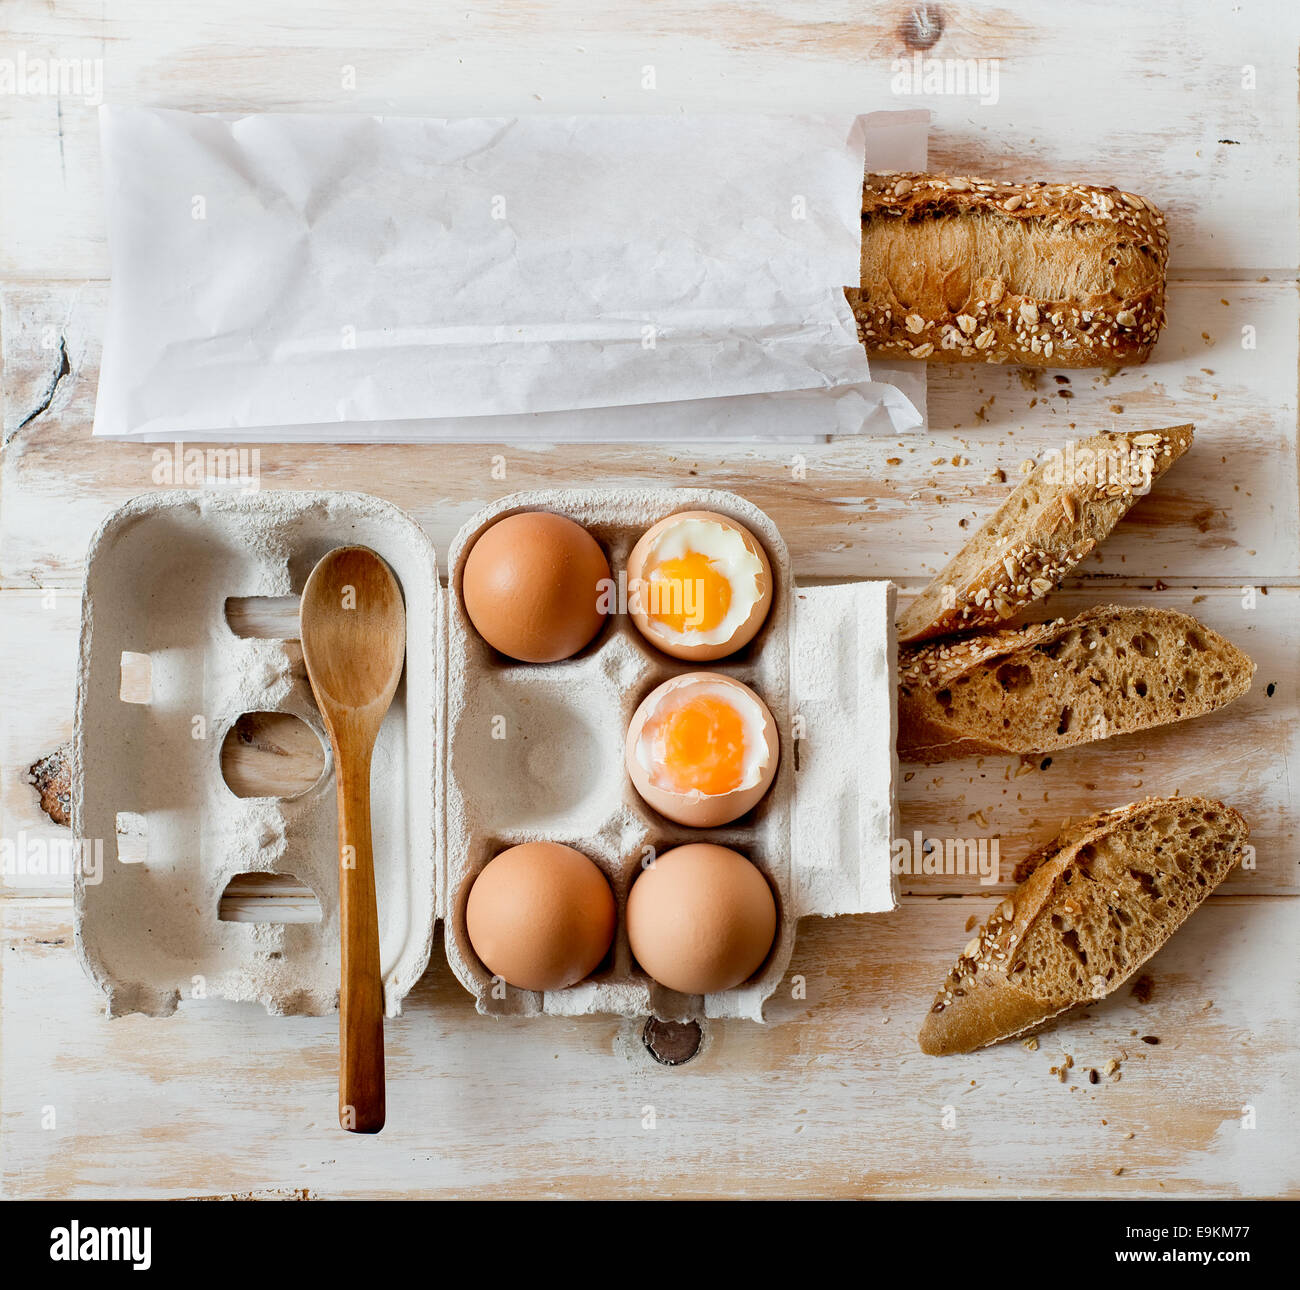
[
  {"xmin": 1, "ymin": 0, "xmax": 1296, "ymax": 277},
  {"xmin": 2, "ymin": 895, "xmax": 1295, "ymax": 1198},
  {"xmin": 4, "ymin": 280, "xmax": 1297, "ymax": 586}
]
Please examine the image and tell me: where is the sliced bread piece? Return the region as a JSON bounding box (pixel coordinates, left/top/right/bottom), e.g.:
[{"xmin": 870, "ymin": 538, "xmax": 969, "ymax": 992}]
[
  {"xmin": 898, "ymin": 425, "xmax": 1194, "ymax": 643},
  {"xmin": 918, "ymin": 795, "xmax": 1249, "ymax": 1055},
  {"xmin": 898, "ymin": 605, "xmax": 1254, "ymax": 763}
]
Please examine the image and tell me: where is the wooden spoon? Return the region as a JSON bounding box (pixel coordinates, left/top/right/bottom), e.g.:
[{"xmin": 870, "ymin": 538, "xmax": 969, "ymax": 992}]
[{"xmin": 300, "ymin": 546, "xmax": 407, "ymax": 1134}]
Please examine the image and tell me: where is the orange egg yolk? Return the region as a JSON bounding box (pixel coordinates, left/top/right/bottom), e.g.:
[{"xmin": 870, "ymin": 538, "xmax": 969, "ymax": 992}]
[
  {"xmin": 648, "ymin": 693, "xmax": 747, "ymax": 796},
  {"xmin": 647, "ymin": 552, "xmax": 731, "ymax": 635}
]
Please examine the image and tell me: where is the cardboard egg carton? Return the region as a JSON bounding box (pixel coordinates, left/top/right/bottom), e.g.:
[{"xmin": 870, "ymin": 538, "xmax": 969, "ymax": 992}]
[
  {"xmin": 73, "ymin": 490, "xmax": 440, "ymax": 1019},
  {"xmin": 74, "ymin": 487, "xmax": 897, "ymax": 1023}
]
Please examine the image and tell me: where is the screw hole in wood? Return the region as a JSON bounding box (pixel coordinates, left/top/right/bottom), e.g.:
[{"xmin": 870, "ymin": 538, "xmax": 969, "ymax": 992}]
[{"xmin": 642, "ymin": 1017, "xmax": 703, "ymax": 1066}]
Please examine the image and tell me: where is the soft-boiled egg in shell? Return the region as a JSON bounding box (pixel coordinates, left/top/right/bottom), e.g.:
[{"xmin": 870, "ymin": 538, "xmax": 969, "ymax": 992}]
[
  {"xmin": 626, "ymin": 511, "xmax": 772, "ymax": 661},
  {"xmin": 625, "ymin": 672, "xmax": 779, "ymax": 827}
]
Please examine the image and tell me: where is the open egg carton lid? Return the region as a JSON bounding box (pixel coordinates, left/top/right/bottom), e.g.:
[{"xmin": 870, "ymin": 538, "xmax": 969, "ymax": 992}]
[{"xmin": 73, "ymin": 487, "xmax": 897, "ymax": 1023}]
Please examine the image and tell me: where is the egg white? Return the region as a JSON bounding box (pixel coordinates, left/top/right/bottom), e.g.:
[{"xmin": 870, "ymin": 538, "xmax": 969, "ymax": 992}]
[
  {"xmin": 635, "ymin": 674, "xmax": 771, "ymax": 798},
  {"xmin": 637, "ymin": 518, "xmax": 766, "ymax": 648}
]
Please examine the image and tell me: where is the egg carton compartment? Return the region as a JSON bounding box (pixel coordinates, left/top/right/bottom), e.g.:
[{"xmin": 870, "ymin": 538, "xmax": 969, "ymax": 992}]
[
  {"xmin": 74, "ymin": 491, "xmax": 440, "ymax": 1019},
  {"xmin": 442, "ymin": 487, "xmax": 896, "ymax": 1022}
]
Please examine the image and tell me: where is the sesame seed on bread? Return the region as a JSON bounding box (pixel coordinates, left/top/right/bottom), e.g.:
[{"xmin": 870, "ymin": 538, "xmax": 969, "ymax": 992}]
[
  {"xmin": 919, "ymin": 796, "xmax": 1250, "ymax": 1055},
  {"xmin": 897, "ymin": 425, "xmax": 1194, "ymax": 644},
  {"xmin": 848, "ymin": 172, "xmax": 1169, "ymax": 367}
]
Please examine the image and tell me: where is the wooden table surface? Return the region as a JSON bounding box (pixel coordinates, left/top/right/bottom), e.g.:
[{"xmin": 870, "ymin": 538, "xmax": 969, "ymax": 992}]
[{"xmin": 2, "ymin": 0, "xmax": 1297, "ymax": 1199}]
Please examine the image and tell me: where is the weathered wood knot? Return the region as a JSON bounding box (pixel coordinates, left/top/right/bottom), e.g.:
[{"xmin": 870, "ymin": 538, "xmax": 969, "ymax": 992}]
[
  {"xmin": 898, "ymin": 3, "xmax": 945, "ymax": 51},
  {"xmin": 28, "ymin": 741, "xmax": 73, "ymax": 827}
]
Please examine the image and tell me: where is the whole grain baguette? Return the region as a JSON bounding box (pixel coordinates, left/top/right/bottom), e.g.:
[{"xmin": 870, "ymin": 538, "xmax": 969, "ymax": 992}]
[
  {"xmin": 848, "ymin": 172, "xmax": 1169, "ymax": 367},
  {"xmin": 898, "ymin": 605, "xmax": 1254, "ymax": 763},
  {"xmin": 897, "ymin": 425, "xmax": 1193, "ymax": 643},
  {"xmin": 918, "ymin": 795, "xmax": 1249, "ymax": 1055}
]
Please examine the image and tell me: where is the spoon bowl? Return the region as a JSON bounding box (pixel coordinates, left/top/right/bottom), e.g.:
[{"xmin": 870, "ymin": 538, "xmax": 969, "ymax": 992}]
[{"xmin": 301, "ymin": 546, "xmax": 407, "ymax": 714}]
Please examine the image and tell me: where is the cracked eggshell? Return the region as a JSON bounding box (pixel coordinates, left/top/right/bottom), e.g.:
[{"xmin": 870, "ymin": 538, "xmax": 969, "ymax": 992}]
[
  {"xmin": 625, "ymin": 673, "xmax": 779, "ymax": 827},
  {"xmin": 626, "ymin": 510, "xmax": 772, "ymax": 661}
]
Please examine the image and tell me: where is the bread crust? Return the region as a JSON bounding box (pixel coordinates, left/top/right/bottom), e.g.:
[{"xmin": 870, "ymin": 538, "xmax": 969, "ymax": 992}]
[
  {"xmin": 850, "ymin": 172, "xmax": 1169, "ymax": 367},
  {"xmin": 898, "ymin": 605, "xmax": 1255, "ymax": 763},
  {"xmin": 897, "ymin": 425, "xmax": 1194, "ymax": 643},
  {"xmin": 918, "ymin": 796, "xmax": 1249, "ymax": 1055}
]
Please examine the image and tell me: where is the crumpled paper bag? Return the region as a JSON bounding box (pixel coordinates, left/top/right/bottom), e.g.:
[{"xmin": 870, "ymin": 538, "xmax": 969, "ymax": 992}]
[{"xmin": 94, "ymin": 106, "xmax": 928, "ymax": 442}]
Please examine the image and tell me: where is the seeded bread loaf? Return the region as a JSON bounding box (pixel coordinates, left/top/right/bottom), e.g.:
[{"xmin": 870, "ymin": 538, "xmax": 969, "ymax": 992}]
[
  {"xmin": 898, "ymin": 605, "xmax": 1254, "ymax": 763},
  {"xmin": 848, "ymin": 172, "xmax": 1169, "ymax": 367},
  {"xmin": 897, "ymin": 425, "xmax": 1194, "ymax": 644},
  {"xmin": 918, "ymin": 796, "xmax": 1249, "ymax": 1055}
]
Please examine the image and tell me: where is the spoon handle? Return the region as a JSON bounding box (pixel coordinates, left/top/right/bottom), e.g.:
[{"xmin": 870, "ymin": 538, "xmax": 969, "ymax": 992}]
[{"xmin": 335, "ymin": 735, "xmax": 385, "ymax": 1134}]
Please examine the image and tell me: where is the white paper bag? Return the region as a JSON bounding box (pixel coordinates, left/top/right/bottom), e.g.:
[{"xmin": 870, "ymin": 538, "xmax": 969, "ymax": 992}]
[{"xmin": 94, "ymin": 107, "xmax": 928, "ymax": 442}]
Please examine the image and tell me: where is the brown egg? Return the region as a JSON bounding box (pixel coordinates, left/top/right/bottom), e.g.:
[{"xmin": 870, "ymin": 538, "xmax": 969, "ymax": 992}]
[
  {"xmin": 462, "ymin": 512, "xmax": 610, "ymax": 662},
  {"xmin": 625, "ymin": 673, "xmax": 779, "ymax": 827},
  {"xmin": 626, "ymin": 844, "xmax": 777, "ymax": 995},
  {"xmin": 626, "ymin": 510, "xmax": 773, "ymax": 661},
  {"xmin": 466, "ymin": 842, "xmax": 615, "ymax": 991}
]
